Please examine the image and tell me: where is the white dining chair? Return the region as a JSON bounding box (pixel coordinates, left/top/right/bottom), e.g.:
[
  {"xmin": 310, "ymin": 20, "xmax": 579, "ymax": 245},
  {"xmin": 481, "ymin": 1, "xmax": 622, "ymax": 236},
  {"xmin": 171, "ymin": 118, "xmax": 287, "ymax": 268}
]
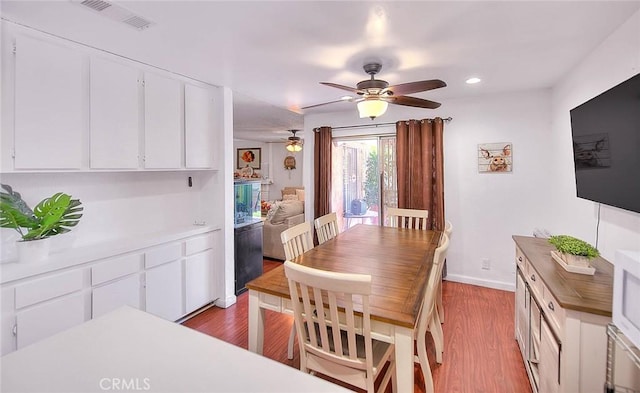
[
  {"xmin": 437, "ymin": 220, "xmax": 453, "ymax": 324},
  {"xmin": 281, "ymin": 221, "xmax": 314, "ymax": 261},
  {"xmin": 280, "ymin": 221, "xmax": 315, "ymax": 359},
  {"xmin": 284, "ymin": 261, "xmax": 396, "ymax": 393},
  {"xmin": 314, "ymin": 212, "xmax": 339, "ymax": 244},
  {"xmin": 386, "ymin": 207, "xmax": 429, "ymax": 230},
  {"xmin": 414, "ymin": 233, "xmax": 449, "ymax": 393}
]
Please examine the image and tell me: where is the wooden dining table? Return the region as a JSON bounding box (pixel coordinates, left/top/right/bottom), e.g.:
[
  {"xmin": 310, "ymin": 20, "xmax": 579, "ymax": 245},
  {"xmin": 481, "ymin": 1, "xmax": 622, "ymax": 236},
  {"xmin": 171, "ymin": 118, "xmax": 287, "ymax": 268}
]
[{"xmin": 246, "ymin": 224, "xmax": 442, "ymax": 392}]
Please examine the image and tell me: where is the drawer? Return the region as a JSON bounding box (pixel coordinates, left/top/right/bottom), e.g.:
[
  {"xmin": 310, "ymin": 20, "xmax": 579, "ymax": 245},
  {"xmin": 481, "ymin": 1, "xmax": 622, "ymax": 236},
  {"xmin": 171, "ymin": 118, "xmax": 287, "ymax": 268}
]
[
  {"xmin": 542, "ymin": 285, "xmax": 565, "ymax": 336},
  {"xmin": 145, "ymin": 242, "xmax": 182, "ymax": 269},
  {"xmin": 526, "ymin": 261, "xmax": 544, "ymax": 299},
  {"xmin": 515, "ymin": 246, "xmax": 527, "ymax": 272},
  {"xmin": 15, "ymin": 269, "xmax": 84, "ymax": 309},
  {"xmin": 91, "ymin": 253, "xmax": 142, "ymax": 286},
  {"xmin": 185, "ymin": 234, "xmax": 214, "ymax": 256}
]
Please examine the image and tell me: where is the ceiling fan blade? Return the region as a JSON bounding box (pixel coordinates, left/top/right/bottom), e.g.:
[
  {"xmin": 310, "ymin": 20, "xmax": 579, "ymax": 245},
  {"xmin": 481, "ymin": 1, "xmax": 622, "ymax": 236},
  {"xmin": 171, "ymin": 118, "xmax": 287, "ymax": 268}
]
[
  {"xmin": 301, "ymin": 99, "xmax": 349, "ymax": 110},
  {"xmin": 384, "ymin": 95, "xmax": 441, "ymax": 109},
  {"xmin": 385, "ymin": 79, "xmax": 446, "ymax": 96},
  {"xmin": 320, "ymin": 82, "xmax": 361, "ymax": 94}
]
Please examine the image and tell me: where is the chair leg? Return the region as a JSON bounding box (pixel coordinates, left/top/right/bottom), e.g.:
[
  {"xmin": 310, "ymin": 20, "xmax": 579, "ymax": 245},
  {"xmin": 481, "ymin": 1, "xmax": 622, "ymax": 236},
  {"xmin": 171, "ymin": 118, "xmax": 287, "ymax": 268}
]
[
  {"xmin": 437, "ymin": 281, "xmax": 444, "ymax": 324},
  {"xmin": 417, "ymin": 329, "xmax": 434, "ymax": 393},
  {"xmin": 287, "ymin": 324, "xmax": 296, "ymax": 360},
  {"xmin": 430, "ymin": 315, "xmax": 444, "ymax": 364}
]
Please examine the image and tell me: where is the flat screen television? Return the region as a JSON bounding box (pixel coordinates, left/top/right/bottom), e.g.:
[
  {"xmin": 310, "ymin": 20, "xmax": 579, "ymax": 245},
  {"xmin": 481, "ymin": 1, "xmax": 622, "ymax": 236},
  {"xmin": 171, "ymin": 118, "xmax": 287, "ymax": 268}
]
[{"xmin": 569, "ymin": 72, "xmax": 640, "ymax": 214}]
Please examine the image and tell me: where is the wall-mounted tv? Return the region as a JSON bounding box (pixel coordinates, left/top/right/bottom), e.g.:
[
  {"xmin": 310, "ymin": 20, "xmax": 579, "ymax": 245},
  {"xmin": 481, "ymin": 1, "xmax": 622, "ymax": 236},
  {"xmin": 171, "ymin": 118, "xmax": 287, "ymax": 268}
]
[{"xmin": 570, "ymin": 72, "xmax": 640, "ymax": 214}]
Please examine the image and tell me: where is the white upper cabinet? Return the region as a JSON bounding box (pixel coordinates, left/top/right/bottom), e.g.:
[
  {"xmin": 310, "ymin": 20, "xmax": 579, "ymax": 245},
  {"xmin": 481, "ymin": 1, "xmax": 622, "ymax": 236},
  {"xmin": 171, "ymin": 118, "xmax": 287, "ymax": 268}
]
[
  {"xmin": 185, "ymin": 84, "xmax": 215, "ymax": 169},
  {"xmin": 90, "ymin": 57, "xmax": 140, "ymax": 169},
  {"xmin": 14, "ymin": 36, "xmax": 84, "ymax": 169},
  {"xmin": 144, "ymin": 72, "xmax": 182, "ymax": 169}
]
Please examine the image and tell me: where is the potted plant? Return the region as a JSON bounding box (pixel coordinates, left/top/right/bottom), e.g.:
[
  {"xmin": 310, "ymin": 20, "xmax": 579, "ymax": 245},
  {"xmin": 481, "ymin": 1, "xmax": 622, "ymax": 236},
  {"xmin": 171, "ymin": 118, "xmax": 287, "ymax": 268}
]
[
  {"xmin": 0, "ymin": 184, "xmax": 83, "ymax": 263},
  {"xmin": 548, "ymin": 235, "xmax": 599, "ymax": 267}
]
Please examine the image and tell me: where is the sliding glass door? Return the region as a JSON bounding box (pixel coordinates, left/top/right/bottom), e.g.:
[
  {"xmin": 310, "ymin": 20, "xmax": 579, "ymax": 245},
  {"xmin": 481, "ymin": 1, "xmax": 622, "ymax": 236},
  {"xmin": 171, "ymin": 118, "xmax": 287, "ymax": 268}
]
[{"xmin": 332, "ymin": 136, "xmax": 397, "ymax": 230}]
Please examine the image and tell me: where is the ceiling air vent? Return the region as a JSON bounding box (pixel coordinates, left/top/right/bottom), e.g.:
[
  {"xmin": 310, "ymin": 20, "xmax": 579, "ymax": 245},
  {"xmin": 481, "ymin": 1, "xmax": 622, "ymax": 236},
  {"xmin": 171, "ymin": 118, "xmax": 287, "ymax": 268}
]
[{"xmin": 73, "ymin": 0, "xmax": 155, "ymax": 31}]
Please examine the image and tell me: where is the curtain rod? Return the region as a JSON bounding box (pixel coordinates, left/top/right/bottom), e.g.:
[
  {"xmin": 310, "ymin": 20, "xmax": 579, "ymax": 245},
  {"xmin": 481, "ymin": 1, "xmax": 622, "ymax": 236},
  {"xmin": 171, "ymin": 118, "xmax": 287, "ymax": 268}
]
[{"xmin": 314, "ymin": 117, "xmax": 453, "ymax": 132}]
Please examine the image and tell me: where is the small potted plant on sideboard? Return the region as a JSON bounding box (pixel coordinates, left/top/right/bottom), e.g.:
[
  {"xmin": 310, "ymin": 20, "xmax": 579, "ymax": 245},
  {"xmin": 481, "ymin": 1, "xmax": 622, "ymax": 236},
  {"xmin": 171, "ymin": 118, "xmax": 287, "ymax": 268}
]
[
  {"xmin": 0, "ymin": 184, "xmax": 83, "ymax": 263},
  {"xmin": 548, "ymin": 234, "xmax": 600, "ymax": 273}
]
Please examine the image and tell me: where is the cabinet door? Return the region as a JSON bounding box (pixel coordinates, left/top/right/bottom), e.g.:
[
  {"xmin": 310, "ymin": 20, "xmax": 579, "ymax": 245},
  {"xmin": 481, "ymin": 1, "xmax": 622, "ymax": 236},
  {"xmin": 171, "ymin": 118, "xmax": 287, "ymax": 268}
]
[
  {"xmin": 145, "ymin": 260, "xmax": 183, "ymax": 321},
  {"xmin": 90, "ymin": 57, "xmax": 140, "ymax": 169},
  {"xmin": 539, "ymin": 319, "xmax": 561, "ymax": 393},
  {"xmin": 185, "ymin": 249, "xmax": 214, "ymax": 313},
  {"xmin": 14, "ymin": 36, "xmax": 84, "ymax": 169},
  {"xmin": 16, "ymin": 293, "xmax": 85, "ymax": 349},
  {"xmin": 144, "ymin": 73, "xmax": 181, "ymax": 168},
  {"xmin": 185, "ymin": 84, "xmax": 215, "ymax": 169},
  {"xmin": 92, "ymin": 274, "xmax": 142, "ymax": 318},
  {"xmin": 515, "ymin": 270, "xmax": 529, "ymax": 358}
]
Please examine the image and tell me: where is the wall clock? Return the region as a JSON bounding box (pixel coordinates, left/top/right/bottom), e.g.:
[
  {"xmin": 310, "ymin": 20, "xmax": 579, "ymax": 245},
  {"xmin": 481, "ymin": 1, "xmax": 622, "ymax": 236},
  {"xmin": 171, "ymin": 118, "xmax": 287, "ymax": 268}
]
[{"xmin": 284, "ymin": 155, "xmax": 296, "ymax": 170}]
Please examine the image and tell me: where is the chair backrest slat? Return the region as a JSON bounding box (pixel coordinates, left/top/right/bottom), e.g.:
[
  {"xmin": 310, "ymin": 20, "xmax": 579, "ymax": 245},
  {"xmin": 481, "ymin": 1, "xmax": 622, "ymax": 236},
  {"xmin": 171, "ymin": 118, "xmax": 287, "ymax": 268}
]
[
  {"xmin": 281, "ymin": 221, "xmax": 314, "ymax": 260},
  {"xmin": 386, "ymin": 207, "xmax": 429, "ymax": 230},
  {"xmin": 314, "ymin": 212, "xmax": 339, "ymax": 244}
]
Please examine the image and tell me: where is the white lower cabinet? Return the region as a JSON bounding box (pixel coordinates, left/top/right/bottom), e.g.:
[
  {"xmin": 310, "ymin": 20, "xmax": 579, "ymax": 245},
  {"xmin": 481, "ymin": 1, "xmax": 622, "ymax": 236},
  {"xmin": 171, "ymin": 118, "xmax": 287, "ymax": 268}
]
[
  {"xmin": 92, "ymin": 274, "xmax": 142, "ymax": 318},
  {"xmin": 185, "ymin": 249, "xmax": 214, "ymax": 312},
  {"xmin": 16, "ymin": 293, "xmax": 86, "ymax": 349},
  {"xmin": 1, "ymin": 229, "xmax": 219, "ymax": 355},
  {"xmin": 145, "ymin": 260, "xmax": 183, "ymax": 321}
]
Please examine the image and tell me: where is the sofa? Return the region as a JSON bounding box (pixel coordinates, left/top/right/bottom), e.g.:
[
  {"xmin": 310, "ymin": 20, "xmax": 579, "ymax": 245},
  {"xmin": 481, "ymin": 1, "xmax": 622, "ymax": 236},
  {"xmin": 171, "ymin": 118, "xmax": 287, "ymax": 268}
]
[{"xmin": 262, "ymin": 199, "xmax": 305, "ymax": 260}]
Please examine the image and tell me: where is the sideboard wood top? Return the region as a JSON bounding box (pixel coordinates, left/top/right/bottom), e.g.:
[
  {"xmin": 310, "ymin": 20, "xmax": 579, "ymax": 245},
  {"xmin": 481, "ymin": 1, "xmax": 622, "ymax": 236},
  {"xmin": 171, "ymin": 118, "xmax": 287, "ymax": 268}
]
[{"xmin": 513, "ymin": 235, "xmax": 613, "ymax": 317}]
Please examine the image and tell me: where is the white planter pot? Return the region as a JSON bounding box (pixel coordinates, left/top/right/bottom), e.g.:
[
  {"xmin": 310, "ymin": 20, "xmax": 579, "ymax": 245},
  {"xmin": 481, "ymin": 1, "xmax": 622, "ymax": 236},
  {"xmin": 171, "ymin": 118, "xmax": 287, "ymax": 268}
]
[
  {"xmin": 16, "ymin": 238, "xmax": 51, "ymax": 264},
  {"xmin": 563, "ymin": 253, "xmax": 591, "ymax": 268}
]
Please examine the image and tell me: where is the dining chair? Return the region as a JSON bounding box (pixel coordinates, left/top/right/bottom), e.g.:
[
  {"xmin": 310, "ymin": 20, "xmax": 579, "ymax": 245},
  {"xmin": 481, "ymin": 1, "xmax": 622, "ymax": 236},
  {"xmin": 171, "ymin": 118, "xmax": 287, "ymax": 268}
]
[
  {"xmin": 284, "ymin": 261, "xmax": 396, "ymax": 393},
  {"xmin": 280, "ymin": 221, "xmax": 315, "ymax": 359},
  {"xmin": 437, "ymin": 220, "xmax": 453, "ymax": 324},
  {"xmin": 314, "ymin": 212, "xmax": 339, "ymax": 245},
  {"xmin": 386, "ymin": 207, "xmax": 429, "ymax": 230},
  {"xmin": 281, "ymin": 221, "xmax": 314, "ymax": 261},
  {"xmin": 414, "ymin": 232, "xmax": 449, "ymax": 393}
]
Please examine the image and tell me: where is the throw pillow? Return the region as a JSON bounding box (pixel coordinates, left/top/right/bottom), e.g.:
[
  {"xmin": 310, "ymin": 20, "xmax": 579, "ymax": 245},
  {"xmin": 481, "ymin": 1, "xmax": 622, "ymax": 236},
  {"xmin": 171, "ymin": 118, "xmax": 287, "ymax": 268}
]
[
  {"xmin": 283, "ymin": 194, "xmax": 298, "ymax": 201},
  {"xmin": 271, "ymin": 200, "xmax": 304, "ymax": 224},
  {"xmin": 265, "ymin": 202, "xmax": 280, "ymax": 222},
  {"xmin": 296, "ymin": 189, "xmax": 305, "ymax": 201}
]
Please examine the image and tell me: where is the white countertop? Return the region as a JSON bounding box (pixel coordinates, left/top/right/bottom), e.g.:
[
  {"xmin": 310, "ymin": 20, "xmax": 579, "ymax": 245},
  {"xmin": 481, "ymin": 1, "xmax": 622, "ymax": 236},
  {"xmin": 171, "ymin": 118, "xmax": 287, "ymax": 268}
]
[
  {"xmin": 1, "ymin": 225, "xmax": 219, "ymax": 284},
  {"xmin": 0, "ymin": 306, "xmax": 350, "ymax": 393}
]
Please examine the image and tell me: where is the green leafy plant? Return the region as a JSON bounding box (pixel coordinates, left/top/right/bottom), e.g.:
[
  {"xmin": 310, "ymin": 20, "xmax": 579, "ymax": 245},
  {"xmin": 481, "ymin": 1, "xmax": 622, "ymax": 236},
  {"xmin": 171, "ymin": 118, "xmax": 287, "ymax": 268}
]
[
  {"xmin": 363, "ymin": 150, "xmax": 379, "ymax": 209},
  {"xmin": 548, "ymin": 235, "xmax": 599, "ymax": 259},
  {"xmin": 0, "ymin": 184, "xmax": 83, "ymax": 241}
]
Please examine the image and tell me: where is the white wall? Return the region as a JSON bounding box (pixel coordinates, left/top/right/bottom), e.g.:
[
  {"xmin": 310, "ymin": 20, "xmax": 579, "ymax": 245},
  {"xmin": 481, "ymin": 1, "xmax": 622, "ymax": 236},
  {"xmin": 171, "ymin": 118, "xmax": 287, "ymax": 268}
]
[
  {"xmin": 548, "ymin": 9, "xmax": 640, "ymax": 260},
  {"xmin": 304, "ymin": 90, "xmax": 555, "ymax": 290}
]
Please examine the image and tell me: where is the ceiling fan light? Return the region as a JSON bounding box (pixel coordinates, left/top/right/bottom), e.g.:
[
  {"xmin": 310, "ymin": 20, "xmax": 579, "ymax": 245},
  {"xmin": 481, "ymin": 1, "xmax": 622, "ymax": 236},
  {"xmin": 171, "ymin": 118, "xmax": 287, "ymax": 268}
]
[
  {"xmin": 357, "ymin": 99, "xmax": 388, "ymax": 119},
  {"xmin": 286, "ymin": 141, "xmax": 302, "ymax": 152}
]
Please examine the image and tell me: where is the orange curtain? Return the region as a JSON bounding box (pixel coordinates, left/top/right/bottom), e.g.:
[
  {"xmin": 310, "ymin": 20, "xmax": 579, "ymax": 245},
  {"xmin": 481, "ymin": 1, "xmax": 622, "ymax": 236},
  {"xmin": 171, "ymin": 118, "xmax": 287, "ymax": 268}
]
[
  {"xmin": 314, "ymin": 126, "xmax": 332, "ymax": 220},
  {"xmin": 396, "ymin": 118, "xmax": 445, "ymax": 231}
]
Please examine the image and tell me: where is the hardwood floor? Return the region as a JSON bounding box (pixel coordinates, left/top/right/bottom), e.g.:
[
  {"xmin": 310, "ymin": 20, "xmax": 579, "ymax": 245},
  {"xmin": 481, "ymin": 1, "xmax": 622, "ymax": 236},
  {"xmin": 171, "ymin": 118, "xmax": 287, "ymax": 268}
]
[{"xmin": 182, "ymin": 260, "xmax": 532, "ymax": 393}]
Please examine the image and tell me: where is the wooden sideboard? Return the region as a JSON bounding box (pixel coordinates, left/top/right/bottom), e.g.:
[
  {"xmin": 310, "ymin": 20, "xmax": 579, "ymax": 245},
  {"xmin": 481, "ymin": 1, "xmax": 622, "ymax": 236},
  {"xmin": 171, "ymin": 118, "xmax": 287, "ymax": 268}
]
[{"xmin": 513, "ymin": 235, "xmax": 613, "ymax": 393}]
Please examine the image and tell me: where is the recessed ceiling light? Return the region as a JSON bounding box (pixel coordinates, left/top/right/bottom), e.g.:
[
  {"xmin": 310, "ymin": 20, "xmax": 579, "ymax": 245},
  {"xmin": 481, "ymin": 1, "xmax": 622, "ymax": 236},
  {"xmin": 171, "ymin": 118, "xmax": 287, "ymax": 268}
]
[{"xmin": 466, "ymin": 77, "xmax": 481, "ymax": 84}]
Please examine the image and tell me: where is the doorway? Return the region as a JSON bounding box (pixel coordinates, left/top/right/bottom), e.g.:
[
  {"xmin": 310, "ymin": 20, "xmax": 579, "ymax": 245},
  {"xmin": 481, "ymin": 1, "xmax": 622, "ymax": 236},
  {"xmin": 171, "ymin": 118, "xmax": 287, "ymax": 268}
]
[{"xmin": 332, "ymin": 136, "xmax": 397, "ymax": 230}]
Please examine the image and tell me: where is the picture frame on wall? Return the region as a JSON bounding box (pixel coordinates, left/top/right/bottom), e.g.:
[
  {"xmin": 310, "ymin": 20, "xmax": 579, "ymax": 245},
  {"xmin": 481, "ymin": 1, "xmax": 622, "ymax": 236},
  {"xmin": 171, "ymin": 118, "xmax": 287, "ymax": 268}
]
[
  {"xmin": 478, "ymin": 143, "xmax": 512, "ymax": 173},
  {"xmin": 237, "ymin": 148, "xmax": 261, "ymax": 169}
]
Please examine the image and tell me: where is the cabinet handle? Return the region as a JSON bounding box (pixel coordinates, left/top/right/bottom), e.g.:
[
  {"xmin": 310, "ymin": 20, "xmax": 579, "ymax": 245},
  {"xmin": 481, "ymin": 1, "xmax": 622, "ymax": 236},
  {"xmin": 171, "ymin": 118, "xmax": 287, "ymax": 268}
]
[
  {"xmin": 530, "ymin": 274, "xmax": 536, "ymax": 282},
  {"xmin": 518, "ymin": 256, "xmax": 522, "ymax": 262},
  {"xmin": 12, "ymin": 324, "xmax": 17, "ymax": 337},
  {"xmin": 548, "ymin": 302, "xmax": 554, "ymax": 312}
]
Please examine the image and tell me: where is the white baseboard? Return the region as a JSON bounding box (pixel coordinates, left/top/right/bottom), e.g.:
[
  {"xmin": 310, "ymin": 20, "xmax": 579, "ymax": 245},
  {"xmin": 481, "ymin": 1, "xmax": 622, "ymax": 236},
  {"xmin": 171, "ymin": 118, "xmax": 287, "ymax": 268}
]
[
  {"xmin": 445, "ymin": 274, "xmax": 515, "ymax": 292},
  {"xmin": 214, "ymin": 294, "xmax": 237, "ymax": 308}
]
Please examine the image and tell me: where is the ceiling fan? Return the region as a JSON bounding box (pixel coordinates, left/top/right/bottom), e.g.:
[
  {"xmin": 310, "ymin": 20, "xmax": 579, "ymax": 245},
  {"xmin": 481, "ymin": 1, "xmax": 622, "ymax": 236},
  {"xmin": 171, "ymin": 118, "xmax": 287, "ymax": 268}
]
[
  {"xmin": 285, "ymin": 130, "xmax": 303, "ymax": 152},
  {"xmin": 302, "ymin": 63, "xmax": 446, "ymax": 119}
]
